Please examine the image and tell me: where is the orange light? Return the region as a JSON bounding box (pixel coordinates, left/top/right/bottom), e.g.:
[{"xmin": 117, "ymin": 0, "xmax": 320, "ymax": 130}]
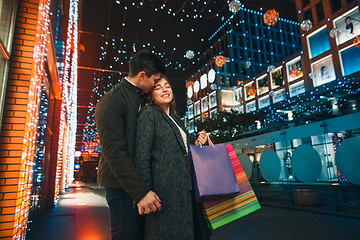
[
  {"xmin": 354, "ymin": 35, "xmax": 360, "ymax": 47},
  {"xmin": 215, "ymin": 55, "xmax": 226, "ymax": 67},
  {"xmin": 263, "ymin": 9, "xmax": 279, "ymax": 26}
]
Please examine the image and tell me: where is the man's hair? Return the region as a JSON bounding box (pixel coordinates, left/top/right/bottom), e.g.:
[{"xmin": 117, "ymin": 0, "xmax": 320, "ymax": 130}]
[{"xmin": 129, "ymin": 51, "xmax": 166, "ymax": 77}]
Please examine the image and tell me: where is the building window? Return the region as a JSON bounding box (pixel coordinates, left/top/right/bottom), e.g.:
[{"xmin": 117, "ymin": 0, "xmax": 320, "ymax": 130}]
[
  {"xmin": 307, "ymin": 27, "xmax": 331, "ymax": 58},
  {"xmin": 311, "ymin": 55, "xmax": 336, "ymax": 87},
  {"xmin": 0, "ymin": 0, "xmax": 17, "ymax": 129},
  {"xmin": 333, "ymin": 7, "xmax": 360, "ymax": 45},
  {"xmin": 330, "ymin": 0, "xmax": 342, "ymax": 13},
  {"xmin": 340, "ymin": 45, "xmax": 360, "ymax": 76},
  {"xmin": 316, "ymin": 1, "xmax": 325, "ymax": 22}
]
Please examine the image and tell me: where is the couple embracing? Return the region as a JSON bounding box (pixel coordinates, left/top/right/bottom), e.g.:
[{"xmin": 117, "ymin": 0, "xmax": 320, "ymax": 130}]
[{"xmin": 95, "ymin": 51, "xmax": 211, "ymax": 240}]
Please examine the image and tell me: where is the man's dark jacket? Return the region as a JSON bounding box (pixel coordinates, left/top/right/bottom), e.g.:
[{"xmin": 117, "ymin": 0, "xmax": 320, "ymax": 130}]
[{"xmin": 95, "ymin": 78, "xmax": 150, "ymax": 203}]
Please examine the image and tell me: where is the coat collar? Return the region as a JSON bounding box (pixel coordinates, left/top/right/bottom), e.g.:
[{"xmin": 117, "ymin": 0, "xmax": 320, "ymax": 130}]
[
  {"xmin": 158, "ymin": 108, "xmax": 187, "ymax": 154},
  {"xmin": 120, "ymin": 77, "xmax": 144, "ymax": 96}
]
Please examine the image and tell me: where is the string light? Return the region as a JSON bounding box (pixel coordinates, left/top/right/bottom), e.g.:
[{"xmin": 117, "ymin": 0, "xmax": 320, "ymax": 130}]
[
  {"xmin": 14, "ymin": 0, "xmax": 51, "ymax": 238},
  {"xmin": 55, "ymin": 0, "xmax": 79, "ymax": 202}
]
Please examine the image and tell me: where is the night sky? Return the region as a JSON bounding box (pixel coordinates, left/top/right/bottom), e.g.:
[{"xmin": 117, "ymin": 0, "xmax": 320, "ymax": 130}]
[{"xmin": 76, "ymin": 0, "xmax": 299, "ymax": 149}]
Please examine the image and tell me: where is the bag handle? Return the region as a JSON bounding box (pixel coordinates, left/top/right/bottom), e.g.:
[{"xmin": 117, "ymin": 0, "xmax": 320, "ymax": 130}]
[{"xmin": 198, "ymin": 134, "xmax": 214, "ymax": 148}]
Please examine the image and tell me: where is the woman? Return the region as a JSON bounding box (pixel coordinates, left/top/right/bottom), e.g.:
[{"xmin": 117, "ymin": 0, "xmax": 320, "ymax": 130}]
[{"xmin": 134, "ymin": 76, "xmax": 210, "ymax": 240}]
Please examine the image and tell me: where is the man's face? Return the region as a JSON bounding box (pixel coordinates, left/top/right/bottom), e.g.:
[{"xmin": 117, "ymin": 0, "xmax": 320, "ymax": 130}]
[{"xmin": 141, "ymin": 72, "xmax": 161, "ymax": 93}]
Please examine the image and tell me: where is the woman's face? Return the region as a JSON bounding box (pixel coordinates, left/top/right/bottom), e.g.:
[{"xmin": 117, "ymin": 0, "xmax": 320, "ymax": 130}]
[{"xmin": 151, "ymin": 78, "xmax": 173, "ymax": 107}]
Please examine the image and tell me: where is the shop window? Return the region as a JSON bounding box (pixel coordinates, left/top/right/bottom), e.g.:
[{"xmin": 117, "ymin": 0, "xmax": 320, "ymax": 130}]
[
  {"xmin": 259, "ymin": 96, "xmax": 270, "ymax": 109},
  {"xmin": 289, "ymin": 81, "xmax": 306, "ymax": 97},
  {"xmin": 245, "ymin": 101, "xmax": 256, "ymax": 113},
  {"xmin": 188, "ymin": 120, "xmax": 195, "ymax": 133},
  {"xmin": 333, "ymin": 7, "xmax": 360, "ymax": 45},
  {"xmin": 308, "ymin": 27, "xmax": 331, "ymax": 58},
  {"xmin": 271, "ymin": 67, "xmax": 284, "ymax": 88},
  {"xmin": 209, "ymin": 92, "xmax": 217, "ymax": 109},
  {"xmin": 201, "ymin": 97, "xmax": 209, "ymax": 112},
  {"xmin": 286, "ymin": 56, "xmax": 303, "ymax": 82},
  {"xmin": 245, "ymin": 81, "xmax": 256, "ymax": 101},
  {"xmin": 194, "ymin": 101, "xmax": 201, "ymax": 116},
  {"xmin": 256, "ymin": 74, "xmax": 269, "ymax": 95},
  {"xmin": 311, "ymin": 56, "xmax": 336, "ymax": 87},
  {"xmin": 187, "ymin": 105, "xmax": 194, "ymax": 119},
  {"xmin": 210, "ymin": 109, "xmax": 217, "ymax": 119},
  {"xmin": 272, "ymin": 89, "xmax": 286, "ymax": 103},
  {"xmin": 340, "ymin": 46, "xmax": 360, "ymax": 76}
]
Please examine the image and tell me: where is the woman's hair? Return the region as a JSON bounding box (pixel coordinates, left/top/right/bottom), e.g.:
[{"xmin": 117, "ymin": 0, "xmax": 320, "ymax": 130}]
[{"xmin": 149, "ymin": 75, "xmax": 177, "ymax": 115}]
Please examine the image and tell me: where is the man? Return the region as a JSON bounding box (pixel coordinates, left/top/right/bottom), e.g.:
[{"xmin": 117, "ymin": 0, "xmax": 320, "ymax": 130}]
[{"xmin": 95, "ymin": 51, "xmax": 165, "ymax": 239}]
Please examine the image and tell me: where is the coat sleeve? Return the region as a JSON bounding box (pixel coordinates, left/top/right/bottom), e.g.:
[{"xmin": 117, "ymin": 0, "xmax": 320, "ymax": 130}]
[
  {"xmin": 95, "ymin": 95, "xmax": 150, "ymax": 203},
  {"xmin": 134, "ymin": 106, "xmax": 155, "ymax": 187}
]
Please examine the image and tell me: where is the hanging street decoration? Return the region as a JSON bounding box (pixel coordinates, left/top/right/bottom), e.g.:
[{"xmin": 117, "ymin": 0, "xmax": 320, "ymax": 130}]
[
  {"xmin": 354, "ymin": 35, "xmax": 360, "ymax": 47},
  {"xmin": 263, "ymin": 9, "xmax": 279, "ymax": 26},
  {"xmin": 245, "ymin": 60, "xmax": 251, "ymax": 69},
  {"xmin": 210, "ymin": 83, "xmax": 217, "ymax": 90},
  {"xmin": 329, "ymin": 28, "xmax": 341, "ymax": 39},
  {"xmin": 309, "ymin": 72, "xmax": 317, "ymax": 80},
  {"xmin": 215, "ymin": 55, "xmax": 227, "ymax": 67},
  {"xmin": 229, "ymin": 0, "xmax": 241, "ymax": 13},
  {"xmin": 267, "ymin": 65, "xmax": 275, "ymax": 72},
  {"xmin": 186, "ymin": 50, "xmax": 195, "ymax": 59},
  {"xmin": 300, "ymin": 19, "xmax": 313, "ymax": 32}
]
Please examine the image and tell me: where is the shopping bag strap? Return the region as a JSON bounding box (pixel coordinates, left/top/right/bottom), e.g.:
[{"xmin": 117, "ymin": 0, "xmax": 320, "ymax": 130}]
[{"xmin": 198, "ymin": 134, "xmax": 214, "ymax": 148}]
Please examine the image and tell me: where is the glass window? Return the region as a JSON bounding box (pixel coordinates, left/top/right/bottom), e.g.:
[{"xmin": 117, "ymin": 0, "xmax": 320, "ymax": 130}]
[
  {"xmin": 286, "ymin": 56, "xmax": 303, "ymax": 82},
  {"xmin": 289, "ymin": 81, "xmax": 306, "ymax": 97},
  {"xmin": 187, "ymin": 105, "xmax": 194, "ymax": 119},
  {"xmin": 194, "ymin": 101, "xmax": 200, "ymax": 116},
  {"xmin": 0, "ymin": 0, "xmax": 17, "ymax": 129},
  {"xmin": 0, "ymin": 0, "xmax": 17, "ymax": 49},
  {"xmin": 201, "ymin": 97, "xmax": 209, "ymax": 112},
  {"xmin": 316, "ymin": 2, "xmax": 325, "ymax": 22},
  {"xmin": 340, "ymin": 46, "xmax": 360, "ymax": 76},
  {"xmin": 333, "ymin": 7, "xmax": 360, "ymax": 45},
  {"xmin": 271, "ymin": 67, "xmax": 284, "ymax": 88},
  {"xmin": 272, "ymin": 89, "xmax": 286, "ymax": 103},
  {"xmin": 330, "ymin": 0, "xmax": 342, "ymax": 13},
  {"xmin": 246, "ymin": 101, "xmax": 256, "ymax": 113},
  {"xmin": 245, "ymin": 81, "xmax": 256, "ymax": 101},
  {"xmin": 256, "ymin": 75, "xmax": 269, "ymax": 95},
  {"xmin": 308, "ymin": 27, "xmax": 331, "ymax": 58},
  {"xmin": 209, "ymin": 92, "xmax": 217, "ymax": 109},
  {"xmin": 311, "ymin": 56, "xmax": 336, "ymax": 87},
  {"xmin": 259, "ymin": 96, "xmax": 270, "ymax": 109}
]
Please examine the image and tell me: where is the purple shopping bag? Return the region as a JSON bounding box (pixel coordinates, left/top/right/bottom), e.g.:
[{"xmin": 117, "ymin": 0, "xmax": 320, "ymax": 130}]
[{"xmin": 189, "ymin": 143, "xmax": 240, "ymax": 202}]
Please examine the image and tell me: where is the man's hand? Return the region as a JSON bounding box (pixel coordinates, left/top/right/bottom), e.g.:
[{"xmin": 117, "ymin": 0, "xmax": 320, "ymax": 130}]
[{"xmin": 137, "ymin": 190, "xmax": 162, "ymax": 215}]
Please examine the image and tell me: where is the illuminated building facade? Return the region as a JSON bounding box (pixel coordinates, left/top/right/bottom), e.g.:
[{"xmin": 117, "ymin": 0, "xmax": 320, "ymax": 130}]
[
  {"xmin": 186, "ymin": 0, "xmax": 360, "ymax": 190},
  {"xmin": 0, "ymin": 0, "xmax": 78, "ymax": 239},
  {"xmin": 185, "ymin": 6, "xmax": 302, "ymax": 131}
]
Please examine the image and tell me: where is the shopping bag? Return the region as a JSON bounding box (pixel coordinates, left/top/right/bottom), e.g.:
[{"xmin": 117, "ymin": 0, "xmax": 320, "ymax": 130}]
[
  {"xmin": 189, "ymin": 142, "xmax": 240, "ymax": 202},
  {"xmin": 201, "ymin": 144, "xmax": 261, "ymax": 230}
]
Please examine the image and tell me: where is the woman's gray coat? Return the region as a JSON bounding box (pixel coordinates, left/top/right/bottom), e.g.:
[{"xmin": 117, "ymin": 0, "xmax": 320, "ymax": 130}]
[{"xmin": 135, "ymin": 105, "xmax": 194, "ymax": 240}]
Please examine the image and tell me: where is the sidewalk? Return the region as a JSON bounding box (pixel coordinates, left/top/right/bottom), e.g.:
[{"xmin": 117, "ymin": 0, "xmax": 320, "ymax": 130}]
[
  {"xmin": 27, "ymin": 181, "xmax": 110, "ymax": 240},
  {"xmin": 27, "ymin": 181, "xmax": 360, "ymax": 240}
]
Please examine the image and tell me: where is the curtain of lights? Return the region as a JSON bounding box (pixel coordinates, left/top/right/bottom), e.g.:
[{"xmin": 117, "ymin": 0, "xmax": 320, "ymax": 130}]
[
  {"xmin": 13, "ymin": 0, "xmax": 51, "ymax": 238},
  {"xmin": 55, "ymin": 0, "xmax": 78, "ymax": 202},
  {"xmin": 28, "ymin": 82, "xmax": 49, "ymax": 221}
]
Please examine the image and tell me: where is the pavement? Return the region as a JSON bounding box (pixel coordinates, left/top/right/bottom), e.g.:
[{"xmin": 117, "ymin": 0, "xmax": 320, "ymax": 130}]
[{"xmin": 27, "ymin": 181, "xmax": 360, "ymax": 240}]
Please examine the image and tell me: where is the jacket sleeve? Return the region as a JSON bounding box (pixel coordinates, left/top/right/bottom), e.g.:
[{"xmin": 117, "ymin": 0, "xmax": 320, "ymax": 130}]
[
  {"xmin": 134, "ymin": 107, "xmax": 154, "ymax": 187},
  {"xmin": 95, "ymin": 95, "xmax": 150, "ymax": 203}
]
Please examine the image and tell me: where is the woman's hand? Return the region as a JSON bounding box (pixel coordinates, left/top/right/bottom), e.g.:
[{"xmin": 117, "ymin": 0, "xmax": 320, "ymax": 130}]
[{"xmin": 195, "ymin": 130, "xmax": 207, "ymax": 146}]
